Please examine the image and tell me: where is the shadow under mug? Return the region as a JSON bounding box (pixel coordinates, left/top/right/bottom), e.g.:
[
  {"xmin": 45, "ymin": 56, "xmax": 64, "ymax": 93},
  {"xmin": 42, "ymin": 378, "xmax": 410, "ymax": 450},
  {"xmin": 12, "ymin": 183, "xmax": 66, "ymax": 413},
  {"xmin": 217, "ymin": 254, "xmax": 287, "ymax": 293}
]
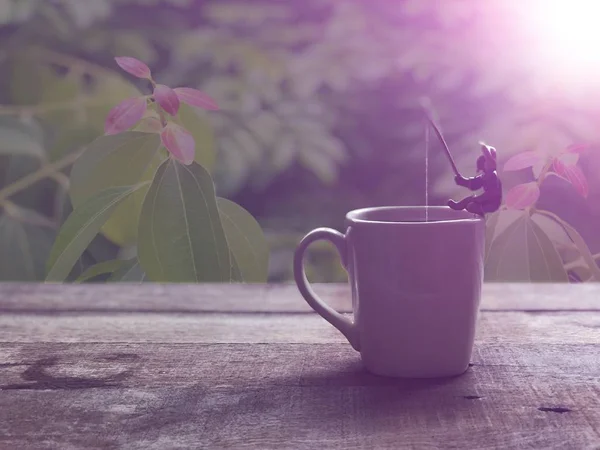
[{"xmin": 294, "ymin": 206, "xmax": 486, "ymax": 378}]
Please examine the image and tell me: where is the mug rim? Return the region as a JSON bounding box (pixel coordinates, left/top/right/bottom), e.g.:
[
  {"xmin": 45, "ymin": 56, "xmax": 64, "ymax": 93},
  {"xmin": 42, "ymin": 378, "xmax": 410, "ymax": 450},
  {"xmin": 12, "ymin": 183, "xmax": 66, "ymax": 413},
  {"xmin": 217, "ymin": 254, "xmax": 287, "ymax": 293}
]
[{"xmin": 346, "ymin": 206, "xmax": 484, "ymax": 226}]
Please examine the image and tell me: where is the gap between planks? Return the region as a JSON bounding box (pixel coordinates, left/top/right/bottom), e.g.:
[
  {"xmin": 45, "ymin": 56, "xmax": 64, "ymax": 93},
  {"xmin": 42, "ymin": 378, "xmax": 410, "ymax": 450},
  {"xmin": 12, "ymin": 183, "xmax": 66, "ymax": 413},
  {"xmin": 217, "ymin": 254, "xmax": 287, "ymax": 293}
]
[
  {"xmin": 0, "ymin": 283, "xmax": 598, "ymax": 313},
  {"xmin": 1, "ymin": 311, "xmax": 599, "ymax": 344}
]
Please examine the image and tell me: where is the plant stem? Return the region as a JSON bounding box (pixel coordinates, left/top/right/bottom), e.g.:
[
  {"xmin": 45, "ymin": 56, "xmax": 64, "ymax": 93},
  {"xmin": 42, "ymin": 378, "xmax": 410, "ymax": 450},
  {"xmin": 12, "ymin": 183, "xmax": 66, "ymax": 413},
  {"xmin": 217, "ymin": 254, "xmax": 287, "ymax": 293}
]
[
  {"xmin": 34, "ymin": 48, "xmax": 117, "ymax": 79},
  {"xmin": 147, "ymin": 80, "xmax": 168, "ymax": 128},
  {"xmin": 528, "ymin": 160, "xmax": 553, "ymax": 216},
  {"xmin": 157, "ymin": 105, "xmax": 167, "ymax": 128},
  {"xmin": 0, "ymin": 150, "xmax": 82, "ymax": 203},
  {"xmin": 536, "ymin": 161, "xmax": 553, "ymax": 186},
  {"xmin": 563, "ymin": 259, "xmax": 587, "ymax": 271},
  {"xmin": 553, "ymin": 241, "xmax": 578, "ymax": 251}
]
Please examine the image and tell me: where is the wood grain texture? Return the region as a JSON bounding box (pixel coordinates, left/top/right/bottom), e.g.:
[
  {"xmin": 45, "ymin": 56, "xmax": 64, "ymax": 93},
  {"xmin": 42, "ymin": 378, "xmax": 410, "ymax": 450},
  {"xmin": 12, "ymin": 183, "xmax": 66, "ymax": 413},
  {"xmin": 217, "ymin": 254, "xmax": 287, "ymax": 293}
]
[
  {"xmin": 1, "ymin": 343, "xmax": 599, "ymax": 450},
  {"xmin": 0, "ymin": 311, "xmax": 599, "ymax": 345},
  {"xmin": 0, "ymin": 283, "xmax": 599, "ymax": 313},
  {"xmin": 0, "ymin": 284, "xmax": 599, "ymax": 449}
]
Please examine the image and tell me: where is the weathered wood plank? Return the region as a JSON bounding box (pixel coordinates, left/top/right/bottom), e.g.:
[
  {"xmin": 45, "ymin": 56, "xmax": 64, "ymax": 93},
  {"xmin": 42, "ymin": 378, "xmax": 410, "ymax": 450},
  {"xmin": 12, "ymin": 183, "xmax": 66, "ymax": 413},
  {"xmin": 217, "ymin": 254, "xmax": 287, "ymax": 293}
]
[
  {"xmin": 4, "ymin": 387, "xmax": 597, "ymax": 450},
  {"xmin": 2, "ymin": 342, "xmax": 599, "ymax": 387},
  {"xmin": 1, "ymin": 312, "xmax": 598, "ymax": 344},
  {"xmin": 1, "ymin": 343, "xmax": 599, "ymax": 449},
  {"xmin": 0, "ymin": 282, "xmax": 598, "ymax": 449},
  {"xmin": 0, "ymin": 283, "xmax": 598, "ymax": 313}
]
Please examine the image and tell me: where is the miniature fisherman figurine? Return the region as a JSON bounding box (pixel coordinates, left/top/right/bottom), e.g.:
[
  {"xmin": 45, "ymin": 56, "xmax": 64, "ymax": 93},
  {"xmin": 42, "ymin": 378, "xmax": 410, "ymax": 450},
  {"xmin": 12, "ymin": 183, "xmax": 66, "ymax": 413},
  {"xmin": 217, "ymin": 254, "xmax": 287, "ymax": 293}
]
[{"xmin": 447, "ymin": 143, "xmax": 502, "ymax": 217}]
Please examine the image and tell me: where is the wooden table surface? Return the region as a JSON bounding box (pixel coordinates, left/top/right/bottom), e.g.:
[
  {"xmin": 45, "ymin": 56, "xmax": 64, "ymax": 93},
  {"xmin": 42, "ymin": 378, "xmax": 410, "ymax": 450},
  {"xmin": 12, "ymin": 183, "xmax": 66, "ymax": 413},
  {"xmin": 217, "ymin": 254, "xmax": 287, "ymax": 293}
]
[{"xmin": 0, "ymin": 283, "xmax": 599, "ymax": 449}]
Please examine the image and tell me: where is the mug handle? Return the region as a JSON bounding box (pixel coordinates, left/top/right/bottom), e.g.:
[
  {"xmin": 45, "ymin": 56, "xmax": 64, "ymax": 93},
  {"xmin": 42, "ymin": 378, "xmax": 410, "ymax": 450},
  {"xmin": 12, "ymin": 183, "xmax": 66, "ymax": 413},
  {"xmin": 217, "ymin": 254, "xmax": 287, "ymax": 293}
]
[{"xmin": 293, "ymin": 228, "xmax": 360, "ymax": 351}]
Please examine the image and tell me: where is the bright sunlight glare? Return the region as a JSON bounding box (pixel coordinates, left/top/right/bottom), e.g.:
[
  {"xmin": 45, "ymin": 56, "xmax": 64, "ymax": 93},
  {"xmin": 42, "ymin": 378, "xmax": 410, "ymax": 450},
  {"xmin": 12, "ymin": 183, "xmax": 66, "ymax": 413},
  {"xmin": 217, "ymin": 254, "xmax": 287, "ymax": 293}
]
[{"xmin": 527, "ymin": 0, "xmax": 600, "ymax": 76}]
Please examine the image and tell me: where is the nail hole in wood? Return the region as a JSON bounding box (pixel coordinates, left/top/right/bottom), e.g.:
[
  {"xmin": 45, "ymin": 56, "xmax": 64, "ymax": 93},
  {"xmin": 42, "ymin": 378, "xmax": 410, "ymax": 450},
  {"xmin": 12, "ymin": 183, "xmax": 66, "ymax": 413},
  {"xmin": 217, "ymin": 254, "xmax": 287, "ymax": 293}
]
[{"xmin": 538, "ymin": 407, "xmax": 571, "ymax": 414}]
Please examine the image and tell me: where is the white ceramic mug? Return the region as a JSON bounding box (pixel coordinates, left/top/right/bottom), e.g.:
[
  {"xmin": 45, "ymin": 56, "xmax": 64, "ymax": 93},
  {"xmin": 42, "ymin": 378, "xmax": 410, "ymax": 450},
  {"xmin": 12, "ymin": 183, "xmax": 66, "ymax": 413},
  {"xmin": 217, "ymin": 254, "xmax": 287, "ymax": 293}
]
[{"xmin": 294, "ymin": 206, "xmax": 485, "ymax": 378}]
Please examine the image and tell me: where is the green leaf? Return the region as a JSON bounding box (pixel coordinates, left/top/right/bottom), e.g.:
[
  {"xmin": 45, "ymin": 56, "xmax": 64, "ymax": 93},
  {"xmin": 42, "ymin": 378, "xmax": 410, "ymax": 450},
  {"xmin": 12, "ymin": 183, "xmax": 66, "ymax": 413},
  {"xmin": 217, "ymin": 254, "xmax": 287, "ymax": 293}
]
[
  {"xmin": 47, "ymin": 65, "xmax": 139, "ymax": 159},
  {"xmin": 108, "ymin": 258, "xmax": 146, "ymax": 282},
  {"xmin": 217, "ymin": 197, "xmax": 269, "ymax": 282},
  {"xmin": 0, "ymin": 117, "xmax": 45, "ymax": 157},
  {"xmin": 531, "ymin": 213, "xmax": 572, "ymax": 247},
  {"xmin": 229, "ymin": 254, "xmax": 243, "ymax": 282},
  {"xmin": 49, "ymin": 124, "xmax": 99, "ymax": 162},
  {"xmin": 12, "ymin": 59, "xmax": 139, "ymax": 159},
  {"xmin": 484, "ymin": 209, "xmax": 522, "ymax": 250},
  {"xmin": 0, "ymin": 215, "xmax": 55, "ymax": 281},
  {"xmin": 138, "ymin": 159, "xmax": 231, "ymax": 282},
  {"xmin": 177, "ymin": 104, "xmax": 216, "ymax": 171},
  {"xmin": 75, "ymin": 259, "xmax": 124, "ymax": 283},
  {"xmin": 46, "ymin": 183, "xmax": 148, "ymax": 282},
  {"xmin": 484, "ymin": 209, "xmax": 525, "ymax": 266},
  {"xmin": 40, "ymin": 68, "xmax": 79, "ymax": 104},
  {"xmin": 485, "ymin": 212, "xmax": 568, "ymax": 282},
  {"xmin": 0, "ymin": 0, "xmax": 36, "ymax": 24},
  {"xmin": 39, "ymin": 69, "xmax": 81, "ymax": 127},
  {"xmin": 69, "ymin": 131, "xmax": 163, "ymax": 245},
  {"xmin": 535, "ymin": 210, "xmax": 600, "ymax": 281},
  {"xmin": 35, "ymin": 69, "xmax": 99, "ymax": 160},
  {"xmin": 70, "ymin": 132, "xmax": 160, "ymax": 202}
]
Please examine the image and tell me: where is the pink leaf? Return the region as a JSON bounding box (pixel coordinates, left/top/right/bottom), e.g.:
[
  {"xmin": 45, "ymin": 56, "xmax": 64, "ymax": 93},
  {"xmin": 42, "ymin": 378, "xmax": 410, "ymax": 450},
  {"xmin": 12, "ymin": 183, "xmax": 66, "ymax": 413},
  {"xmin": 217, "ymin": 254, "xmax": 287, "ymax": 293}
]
[
  {"xmin": 503, "ymin": 151, "xmax": 544, "ymax": 172},
  {"xmin": 173, "ymin": 87, "xmax": 219, "ymax": 110},
  {"xmin": 505, "ymin": 182, "xmax": 540, "ymax": 210},
  {"xmin": 554, "ymin": 152, "xmax": 579, "ymax": 167},
  {"xmin": 104, "ymin": 97, "xmax": 147, "ymax": 135},
  {"xmin": 160, "ymin": 122, "xmax": 195, "ymax": 165},
  {"xmin": 553, "ymin": 158, "xmax": 589, "ymax": 197},
  {"xmin": 565, "ymin": 143, "xmax": 589, "ymax": 154},
  {"xmin": 115, "ymin": 56, "xmax": 151, "ymax": 79},
  {"xmin": 154, "ymin": 84, "xmax": 180, "ymax": 116}
]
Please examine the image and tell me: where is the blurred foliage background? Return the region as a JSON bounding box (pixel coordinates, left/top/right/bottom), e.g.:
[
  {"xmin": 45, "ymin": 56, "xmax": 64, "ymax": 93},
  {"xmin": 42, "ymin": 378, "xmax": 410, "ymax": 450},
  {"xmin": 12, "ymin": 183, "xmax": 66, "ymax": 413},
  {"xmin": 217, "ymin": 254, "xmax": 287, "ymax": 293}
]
[{"xmin": 1, "ymin": 0, "xmax": 600, "ymax": 282}]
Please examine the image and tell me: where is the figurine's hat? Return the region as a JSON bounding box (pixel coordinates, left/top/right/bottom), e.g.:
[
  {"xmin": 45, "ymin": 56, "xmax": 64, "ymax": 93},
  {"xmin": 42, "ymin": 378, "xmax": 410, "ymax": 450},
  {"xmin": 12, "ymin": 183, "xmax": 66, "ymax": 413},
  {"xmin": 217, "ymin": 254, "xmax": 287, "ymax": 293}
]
[{"xmin": 480, "ymin": 142, "xmax": 497, "ymax": 161}]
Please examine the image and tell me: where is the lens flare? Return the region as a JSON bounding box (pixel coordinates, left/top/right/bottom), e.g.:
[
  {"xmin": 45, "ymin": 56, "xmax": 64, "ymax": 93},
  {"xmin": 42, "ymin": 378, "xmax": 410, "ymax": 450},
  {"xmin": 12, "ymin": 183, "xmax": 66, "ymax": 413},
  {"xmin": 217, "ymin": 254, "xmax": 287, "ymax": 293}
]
[{"xmin": 528, "ymin": 0, "xmax": 600, "ymax": 76}]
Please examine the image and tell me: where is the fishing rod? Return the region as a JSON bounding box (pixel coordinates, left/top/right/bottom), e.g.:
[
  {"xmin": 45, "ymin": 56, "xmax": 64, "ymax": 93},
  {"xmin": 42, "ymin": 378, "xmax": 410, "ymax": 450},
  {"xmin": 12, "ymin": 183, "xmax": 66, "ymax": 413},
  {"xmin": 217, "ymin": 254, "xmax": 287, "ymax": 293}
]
[{"xmin": 420, "ymin": 102, "xmax": 462, "ymax": 178}]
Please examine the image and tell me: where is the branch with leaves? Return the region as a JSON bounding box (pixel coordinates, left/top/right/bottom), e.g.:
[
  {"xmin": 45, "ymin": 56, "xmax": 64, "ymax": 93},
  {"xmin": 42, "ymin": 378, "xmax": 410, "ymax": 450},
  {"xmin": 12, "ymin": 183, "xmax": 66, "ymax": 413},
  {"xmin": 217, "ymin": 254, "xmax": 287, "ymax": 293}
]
[
  {"xmin": 0, "ymin": 53, "xmax": 270, "ymax": 283},
  {"xmin": 42, "ymin": 56, "xmax": 270, "ymax": 283},
  {"xmin": 484, "ymin": 143, "xmax": 597, "ymax": 282}
]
